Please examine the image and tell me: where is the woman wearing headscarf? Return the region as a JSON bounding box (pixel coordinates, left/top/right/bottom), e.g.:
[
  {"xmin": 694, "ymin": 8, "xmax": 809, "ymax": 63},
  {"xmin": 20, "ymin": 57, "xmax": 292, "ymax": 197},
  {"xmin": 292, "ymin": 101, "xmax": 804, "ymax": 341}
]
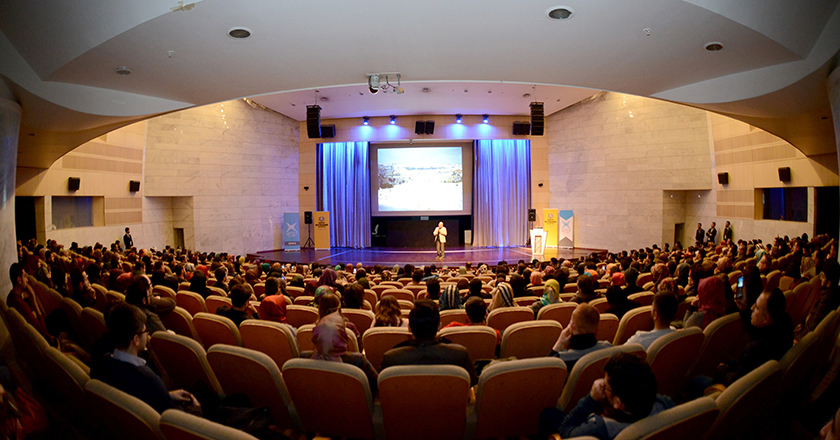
[
  {"xmin": 531, "ymin": 278, "xmax": 561, "ymax": 315},
  {"xmin": 489, "ymin": 280, "xmax": 515, "ymax": 311},
  {"xmin": 318, "ymin": 268, "xmax": 338, "ymax": 288},
  {"xmin": 684, "ymin": 276, "xmax": 727, "ymax": 329},
  {"xmin": 187, "ymin": 273, "xmax": 212, "ymax": 299},
  {"xmin": 439, "ymin": 285, "xmax": 463, "ymax": 311},
  {"xmin": 675, "ymin": 262, "xmax": 691, "ymax": 287},
  {"xmin": 304, "ymin": 312, "xmax": 379, "ymax": 394},
  {"xmin": 509, "ymin": 274, "xmax": 529, "ymax": 298}
]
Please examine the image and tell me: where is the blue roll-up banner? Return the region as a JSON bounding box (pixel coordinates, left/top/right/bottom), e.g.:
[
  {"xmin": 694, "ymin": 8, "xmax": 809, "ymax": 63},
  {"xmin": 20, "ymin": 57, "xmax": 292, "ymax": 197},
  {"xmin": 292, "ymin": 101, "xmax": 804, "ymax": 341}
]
[
  {"xmin": 283, "ymin": 212, "xmax": 301, "ymax": 250},
  {"xmin": 559, "ymin": 210, "xmax": 574, "ymax": 249}
]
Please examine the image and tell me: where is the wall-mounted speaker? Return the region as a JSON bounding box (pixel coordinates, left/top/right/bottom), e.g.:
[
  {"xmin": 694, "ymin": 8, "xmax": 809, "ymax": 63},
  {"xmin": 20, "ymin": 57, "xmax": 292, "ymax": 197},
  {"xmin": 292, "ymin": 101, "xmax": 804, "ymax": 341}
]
[
  {"xmin": 778, "ymin": 167, "xmax": 791, "ymax": 182},
  {"xmin": 528, "ymin": 209, "xmax": 536, "ymax": 222},
  {"xmin": 530, "ymin": 102, "xmax": 545, "ymax": 136},
  {"xmin": 306, "ymin": 105, "xmax": 321, "ymax": 138},
  {"xmin": 717, "ymin": 172, "xmax": 729, "ymax": 185},
  {"xmin": 321, "ymin": 124, "xmax": 336, "ymax": 138},
  {"xmin": 129, "ymin": 180, "xmax": 141, "ymax": 192},
  {"xmin": 304, "ymin": 211, "xmax": 313, "ymax": 225},
  {"xmin": 68, "ymin": 177, "xmax": 80, "ymax": 192},
  {"xmin": 512, "ymin": 122, "xmax": 531, "ymax": 136},
  {"xmin": 424, "ymin": 121, "xmax": 435, "ymax": 135},
  {"xmin": 414, "ymin": 121, "xmax": 435, "ymax": 135}
]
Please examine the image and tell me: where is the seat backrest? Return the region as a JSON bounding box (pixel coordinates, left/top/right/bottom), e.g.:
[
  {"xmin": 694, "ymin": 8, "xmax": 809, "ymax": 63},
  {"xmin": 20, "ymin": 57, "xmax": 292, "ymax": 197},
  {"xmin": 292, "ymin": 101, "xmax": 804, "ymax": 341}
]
[
  {"xmin": 286, "ymin": 286, "xmax": 305, "ymax": 298},
  {"xmin": 500, "ymin": 320, "xmax": 563, "ymax": 359},
  {"xmin": 764, "ymin": 270, "xmax": 781, "ymax": 292},
  {"xmin": 60, "ymin": 297, "xmax": 85, "ymax": 341},
  {"xmin": 252, "ymin": 283, "xmax": 265, "ymax": 297},
  {"xmin": 33, "ymin": 282, "xmax": 63, "ymax": 317},
  {"xmin": 778, "ymin": 330, "xmax": 821, "ymax": 405},
  {"xmin": 363, "ymin": 290, "xmax": 378, "ymax": 308},
  {"xmin": 205, "ymin": 296, "xmax": 231, "ymax": 314},
  {"xmin": 152, "ymin": 284, "xmax": 176, "ymax": 300},
  {"xmin": 690, "ymin": 313, "xmax": 747, "ymax": 378},
  {"xmin": 529, "ymin": 285, "xmax": 545, "ymax": 296},
  {"xmin": 646, "ymin": 327, "xmax": 704, "ymax": 398},
  {"xmin": 159, "ymin": 409, "xmax": 258, "ymax": 440},
  {"xmin": 405, "ymin": 285, "xmax": 426, "ymax": 295},
  {"xmin": 727, "ymin": 271, "xmax": 742, "ymax": 285},
  {"xmin": 84, "ymin": 379, "xmax": 164, "ymax": 440},
  {"xmin": 514, "ymin": 296, "xmax": 540, "ymax": 307},
  {"xmin": 629, "ymin": 292, "xmax": 655, "ymax": 306},
  {"xmin": 176, "ymin": 291, "xmax": 207, "ymax": 315},
  {"xmin": 285, "ymin": 305, "xmax": 319, "ymax": 328},
  {"xmin": 240, "ymin": 320, "xmax": 299, "ymax": 369},
  {"xmin": 440, "ymin": 309, "xmax": 468, "ymax": 326},
  {"xmin": 788, "ymin": 281, "xmax": 815, "ymax": 325},
  {"xmin": 149, "ymin": 332, "xmax": 222, "ymax": 396},
  {"xmin": 178, "ymin": 282, "xmax": 191, "ymax": 291},
  {"xmin": 474, "ymin": 357, "xmax": 567, "ymax": 439},
  {"xmin": 361, "ymin": 327, "xmax": 413, "ymax": 371},
  {"xmin": 192, "ymin": 312, "xmax": 243, "ymax": 348},
  {"xmin": 293, "ymin": 295, "xmax": 315, "ymax": 306},
  {"xmin": 106, "ymin": 290, "xmax": 126, "ymax": 303},
  {"xmin": 43, "ymin": 346, "xmax": 90, "ymax": 404},
  {"xmin": 91, "ymin": 283, "xmax": 110, "ymax": 311},
  {"xmin": 595, "ymin": 313, "xmax": 620, "ymax": 343},
  {"xmin": 378, "ymin": 365, "xmax": 470, "ymax": 440},
  {"xmin": 343, "ymin": 309, "xmax": 375, "ymax": 332},
  {"xmin": 589, "ymin": 297, "xmax": 610, "ymax": 313},
  {"xmin": 487, "ymin": 307, "xmax": 535, "ymax": 333},
  {"xmin": 296, "ymin": 324, "xmax": 359, "ymax": 353},
  {"xmin": 206, "ymin": 345, "xmax": 300, "ymax": 431},
  {"xmin": 537, "ymin": 302, "xmax": 578, "ymax": 327},
  {"xmin": 705, "ymin": 360, "xmax": 781, "ymax": 440},
  {"xmin": 81, "ymin": 307, "xmax": 108, "ymax": 348},
  {"xmin": 613, "ymin": 306, "xmax": 654, "ymax": 345},
  {"xmin": 159, "ymin": 306, "xmax": 201, "ymax": 342},
  {"xmin": 282, "ymin": 358, "xmax": 377, "ymax": 439},
  {"xmin": 439, "ymin": 326, "xmax": 498, "ymax": 362},
  {"xmin": 636, "ymin": 272, "xmax": 653, "ymax": 287},
  {"xmin": 381, "ymin": 289, "xmax": 415, "ymax": 302},
  {"xmin": 613, "ymin": 397, "xmax": 719, "ymax": 440},
  {"xmin": 372, "ymin": 285, "xmax": 392, "ymax": 297},
  {"xmin": 558, "ymin": 344, "xmax": 645, "ymax": 411}
]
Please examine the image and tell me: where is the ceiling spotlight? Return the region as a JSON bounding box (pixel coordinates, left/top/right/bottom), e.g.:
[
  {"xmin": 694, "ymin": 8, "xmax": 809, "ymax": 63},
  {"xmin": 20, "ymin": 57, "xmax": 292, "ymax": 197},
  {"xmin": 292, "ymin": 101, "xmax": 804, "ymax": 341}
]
[
  {"xmin": 482, "ymin": 114, "xmax": 489, "ymax": 123},
  {"xmin": 227, "ymin": 27, "xmax": 252, "ymax": 39},
  {"xmin": 390, "ymin": 115, "xmax": 396, "ymax": 125},
  {"xmin": 115, "ymin": 66, "xmax": 132, "ymax": 75},
  {"xmin": 363, "ymin": 117, "xmax": 370, "ymax": 126},
  {"xmin": 705, "ymin": 42, "xmax": 724, "ymax": 51},
  {"xmin": 456, "ymin": 114, "xmax": 462, "ymax": 124},
  {"xmin": 368, "ymin": 74, "xmax": 380, "ymax": 94},
  {"xmin": 546, "ymin": 6, "xmax": 575, "ymax": 20}
]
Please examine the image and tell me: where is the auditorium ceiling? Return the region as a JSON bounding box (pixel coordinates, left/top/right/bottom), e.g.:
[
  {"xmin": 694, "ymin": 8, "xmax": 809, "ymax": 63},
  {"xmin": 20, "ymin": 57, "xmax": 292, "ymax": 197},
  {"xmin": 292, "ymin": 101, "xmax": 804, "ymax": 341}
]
[{"xmin": 1, "ymin": 0, "xmax": 839, "ymax": 167}]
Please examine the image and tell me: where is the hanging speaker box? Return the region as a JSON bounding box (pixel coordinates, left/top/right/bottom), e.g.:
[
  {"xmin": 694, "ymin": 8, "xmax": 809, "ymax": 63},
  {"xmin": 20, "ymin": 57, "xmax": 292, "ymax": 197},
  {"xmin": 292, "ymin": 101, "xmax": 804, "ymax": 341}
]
[
  {"xmin": 512, "ymin": 122, "xmax": 530, "ymax": 136},
  {"xmin": 306, "ymin": 105, "xmax": 321, "ymax": 138},
  {"xmin": 530, "ymin": 102, "xmax": 545, "ymax": 136}
]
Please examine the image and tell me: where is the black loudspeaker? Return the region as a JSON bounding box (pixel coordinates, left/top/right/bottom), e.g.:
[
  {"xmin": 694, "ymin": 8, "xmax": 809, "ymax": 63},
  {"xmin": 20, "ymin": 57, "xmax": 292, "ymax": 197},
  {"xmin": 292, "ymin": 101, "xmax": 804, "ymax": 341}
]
[
  {"xmin": 530, "ymin": 102, "xmax": 545, "ymax": 136},
  {"xmin": 513, "ymin": 122, "xmax": 530, "ymax": 136},
  {"xmin": 717, "ymin": 173, "xmax": 729, "ymax": 185},
  {"xmin": 304, "ymin": 211, "xmax": 313, "ymax": 224},
  {"xmin": 528, "ymin": 209, "xmax": 536, "ymax": 222},
  {"xmin": 424, "ymin": 121, "xmax": 435, "ymax": 135},
  {"xmin": 321, "ymin": 124, "xmax": 336, "ymax": 138},
  {"xmin": 414, "ymin": 121, "xmax": 435, "ymax": 135},
  {"xmin": 306, "ymin": 105, "xmax": 321, "ymax": 138},
  {"xmin": 778, "ymin": 167, "xmax": 791, "ymax": 182},
  {"xmin": 129, "ymin": 180, "xmax": 141, "ymax": 192},
  {"xmin": 68, "ymin": 177, "xmax": 80, "ymax": 191}
]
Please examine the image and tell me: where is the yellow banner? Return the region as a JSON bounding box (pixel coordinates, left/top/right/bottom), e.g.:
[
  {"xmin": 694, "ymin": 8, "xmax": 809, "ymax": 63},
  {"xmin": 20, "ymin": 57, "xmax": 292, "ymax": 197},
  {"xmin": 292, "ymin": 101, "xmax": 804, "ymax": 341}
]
[
  {"xmin": 313, "ymin": 211, "xmax": 331, "ymax": 249},
  {"xmin": 543, "ymin": 208, "xmax": 558, "ymax": 248}
]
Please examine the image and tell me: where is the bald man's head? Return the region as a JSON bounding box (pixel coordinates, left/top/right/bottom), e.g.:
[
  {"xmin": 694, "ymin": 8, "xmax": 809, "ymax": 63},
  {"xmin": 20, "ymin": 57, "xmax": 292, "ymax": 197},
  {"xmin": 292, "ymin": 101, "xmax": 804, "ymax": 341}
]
[{"xmin": 572, "ymin": 303, "xmax": 600, "ymax": 335}]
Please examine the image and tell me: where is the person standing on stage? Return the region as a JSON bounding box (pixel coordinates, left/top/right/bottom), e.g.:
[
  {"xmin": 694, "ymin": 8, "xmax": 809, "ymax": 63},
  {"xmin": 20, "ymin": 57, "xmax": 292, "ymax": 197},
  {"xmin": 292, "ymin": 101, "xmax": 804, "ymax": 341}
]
[{"xmin": 434, "ymin": 222, "xmax": 447, "ymax": 260}]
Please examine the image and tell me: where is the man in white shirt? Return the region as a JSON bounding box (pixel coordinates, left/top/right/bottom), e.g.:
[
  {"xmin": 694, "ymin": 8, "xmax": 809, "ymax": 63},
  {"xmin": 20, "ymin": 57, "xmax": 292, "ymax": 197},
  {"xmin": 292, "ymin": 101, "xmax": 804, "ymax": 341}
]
[
  {"xmin": 625, "ymin": 292, "xmax": 679, "ymax": 350},
  {"xmin": 433, "ymin": 222, "xmax": 447, "ymax": 260}
]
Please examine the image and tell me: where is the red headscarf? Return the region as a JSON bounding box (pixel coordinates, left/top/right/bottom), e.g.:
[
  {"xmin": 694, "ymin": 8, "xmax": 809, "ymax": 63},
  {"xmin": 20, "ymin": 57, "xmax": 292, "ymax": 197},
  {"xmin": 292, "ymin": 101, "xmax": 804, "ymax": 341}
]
[
  {"xmin": 698, "ymin": 276, "xmax": 727, "ymax": 328},
  {"xmin": 258, "ymin": 294, "xmax": 287, "ymax": 323}
]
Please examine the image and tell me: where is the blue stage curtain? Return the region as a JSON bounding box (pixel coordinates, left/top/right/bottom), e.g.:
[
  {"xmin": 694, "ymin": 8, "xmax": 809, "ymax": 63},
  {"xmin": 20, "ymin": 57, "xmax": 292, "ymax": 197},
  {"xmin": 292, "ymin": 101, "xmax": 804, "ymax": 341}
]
[
  {"xmin": 318, "ymin": 142, "xmax": 371, "ymax": 248},
  {"xmin": 472, "ymin": 139, "xmax": 531, "ymax": 247}
]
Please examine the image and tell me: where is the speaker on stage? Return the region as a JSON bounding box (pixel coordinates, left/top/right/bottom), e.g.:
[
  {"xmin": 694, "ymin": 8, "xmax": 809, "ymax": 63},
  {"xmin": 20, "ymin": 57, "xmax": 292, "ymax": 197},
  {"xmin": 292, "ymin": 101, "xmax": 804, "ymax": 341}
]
[
  {"xmin": 512, "ymin": 122, "xmax": 530, "ymax": 136},
  {"xmin": 304, "ymin": 211, "xmax": 313, "ymax": 224},
  {"xmin": 528, "ymin": 209, "xmax": 536, "ymax": 222},
  {"xmin": 530, "ymin": 102, "xmax": 544, "ymax": 136},
  {"xmin": 306, "ymin": 105, "xmax": 321, "ymax": 138},
  {"xmin": 321, "ymin": 124, "xmax": 336, "ymax": 138},
  {"xmin": 68, "ymin": 177, "xmax": 80, "ymax": 192}
]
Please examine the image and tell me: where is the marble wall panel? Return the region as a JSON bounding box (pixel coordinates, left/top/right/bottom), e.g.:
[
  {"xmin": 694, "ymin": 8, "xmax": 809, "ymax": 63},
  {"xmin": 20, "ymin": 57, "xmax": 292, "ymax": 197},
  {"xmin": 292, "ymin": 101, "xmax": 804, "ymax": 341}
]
[{"xmin": 1, "ymin": 99, "xmax": 21, "ymax": 298}]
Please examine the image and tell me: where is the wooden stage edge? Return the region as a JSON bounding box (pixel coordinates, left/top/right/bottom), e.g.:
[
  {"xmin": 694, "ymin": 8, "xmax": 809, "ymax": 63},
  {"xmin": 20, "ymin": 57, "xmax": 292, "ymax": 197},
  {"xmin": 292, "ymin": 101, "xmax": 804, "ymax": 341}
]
[{"xmin": 247, "ymin": 246, "xmax": 607, "ymax": 267}]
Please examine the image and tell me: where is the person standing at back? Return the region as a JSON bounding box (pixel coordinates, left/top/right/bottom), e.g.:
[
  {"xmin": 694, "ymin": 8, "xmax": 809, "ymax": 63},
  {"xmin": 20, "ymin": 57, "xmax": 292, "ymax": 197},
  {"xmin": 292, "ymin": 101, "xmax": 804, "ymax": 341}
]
[
  {"xmin": 123, "ymin": 227, "xmax": 134, "ymax": 250},
  {"xmin": 694, "ymin": 223, "xmax": 705, "ymax": 246}
]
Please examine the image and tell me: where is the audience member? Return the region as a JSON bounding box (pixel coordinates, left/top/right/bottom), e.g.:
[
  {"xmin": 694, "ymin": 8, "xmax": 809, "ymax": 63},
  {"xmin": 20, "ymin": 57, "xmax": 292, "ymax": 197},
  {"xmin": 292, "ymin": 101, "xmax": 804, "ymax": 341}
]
[
  {"xmin": 188, "ymin": 273, "xmax": 212, "ymax": 299},
  {"xmin": 373, "ymin": 295, "xmax": 406, "ymax": 327},
  {"xmin": 623, "ymin": 268, "xmax": 644, "ymax": 295},
  {"xmin": 258, "ymin": 278, "xmax": 289, "ymax": 324},
  {"xmin": 442, "ymin": 296, "xmax": 500, "ymax": 344},
  {"xmin": 550, "ymin": 303, "xmax": 611, "ymax": 371},
  {"xmin": 684, "ymin": 275, "xmax": 726, "ymax": 329},
  {"xmin": 425, "ymin": 278, "xmax": 441, "ymax": 301},
  {"xmin": 439, "ymin": 284, "xmax": 463, "ymax": 310},
  {"xmin": 489, "ymin": 273, "xmax": 515, "ymax": 310},
  {"xmin": 801, "ymin": 260, "xmax": 840, "ymax": 337},
  {"xmin": 571, "ymin": 273, "xmax": 599, "ymax": 304},
  {"xmin": 625, "ymin": 292, "xmax": 679, "ymax": 350},
  {"xmin": 467, "ymin": 278, "xmax": 491, "ymax": 299},
  {"xmin": 6, "ymin": 263, "xmax": 54, "ymax": 344},
  {"xmin": 69, "ymin": 267, "xmax": 96, "ymax": 309},
  {"xmin": 302, "ymin": 311, "xmax": 378, "ymax": 393},
  {"xmin": 604, "ymin": 286, "xmax": 641, "ymax": 321},
  {"xmin": 124, "ymin": 276, "xmax": 168, "ymax": 335},
  {"xmin": 532, "ymin": 279, "xmax": 562, "ymax": 315},
  {"xmin": 215, "ymin": 284, "xmax": 255, "ymax": 327}
]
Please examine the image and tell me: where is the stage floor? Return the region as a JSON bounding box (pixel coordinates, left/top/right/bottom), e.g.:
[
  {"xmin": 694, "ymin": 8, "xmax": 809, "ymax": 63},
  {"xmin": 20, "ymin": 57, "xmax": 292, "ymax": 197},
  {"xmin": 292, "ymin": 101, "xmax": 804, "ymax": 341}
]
[{"xmin": 247, "ymin": 246, "xmax": 606, "ymax": 267}]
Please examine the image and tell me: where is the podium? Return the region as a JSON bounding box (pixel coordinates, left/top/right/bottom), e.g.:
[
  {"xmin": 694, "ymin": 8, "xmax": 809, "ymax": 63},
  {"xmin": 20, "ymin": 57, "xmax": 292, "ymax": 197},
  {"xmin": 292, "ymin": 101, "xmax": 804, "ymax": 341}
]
[{"xmin": 530, "ymin": 228, "xmax": 546, "ymax": 256}]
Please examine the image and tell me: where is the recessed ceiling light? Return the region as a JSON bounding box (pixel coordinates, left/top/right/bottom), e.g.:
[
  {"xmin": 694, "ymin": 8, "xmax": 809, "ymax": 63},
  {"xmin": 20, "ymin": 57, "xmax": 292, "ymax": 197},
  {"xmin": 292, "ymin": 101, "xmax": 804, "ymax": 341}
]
[
  {"xmin": 705, "ymin": 42, "xmax": 724, "ymax": 51},
  {"xmin": 115, "ymin": 67, "xmax": 132, "ymax": 75},
  {"xmin": 422, "ymin": 88, "xmax": 431, "ymax": 93},
  {"xmin": 523, "ymin": 93, "xmax": 531, "ymax": 98},
  {"xmin": 546, "ymin": 6, "xmax": 575, "ymax": 20},
  {"xmin": 228, "ymin": 27, "xmax": 252, "ymax": 39}
]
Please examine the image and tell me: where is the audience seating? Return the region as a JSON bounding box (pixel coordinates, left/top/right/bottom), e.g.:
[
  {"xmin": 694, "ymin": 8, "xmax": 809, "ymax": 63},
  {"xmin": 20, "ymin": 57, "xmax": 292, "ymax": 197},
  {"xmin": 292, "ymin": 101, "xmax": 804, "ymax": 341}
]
[
  {"xmin": 293, "ymin": 295, "xmax": 314, "ymax": 306},
  {"xmin": 106, "ymin": 290, "xmax": 126, "ymax": 303},
  {"xmin": 149, "ymin": 332, "xmax": 223, "ymax": 396},
  {"xmin": 252, "ymin": 283, "xmax": 265, "ymax": 297},
  {"xmin": 589, "ymin": 298, "xmax": 610, "ymax": 313},
  {"xmin": 557, "ymin": 344, "xmax": 645, "ymax": 412},
  {"xmin": 60, "ymin": 297, "xmax": 86, "ymax": 344},
  {"xmin": 176, "ymin": 292, "xmax": 207, "ymax": 316},
  {"xmin": 379, "ymin": 365, "xmax": 470, "ymax": 440},
  {"xmin": 500, "ymin": 321, "xmax": 563, "ymax": 359},
  {"xmin": 363, "ymin": 290, "xmax": 378, "ymax": 308},
  {"xmin": 439, "ymin": 326, "xmax": 498, "ymax": 361},
  {"xmin": 646, "ymin": 327, "xmax": 704, "ymax": 398},
  {"xmin": 204, "ymin": 296, "xmax": 231, "ymax": 314},
  {"xmin": 704, "ymin": 360, "xmax": 781, "ymax": 440},
  {"xmin": 343, "ymin": 309, "xmax": 375, "ymax": 332},
  {"xmin": 159, "ymin": 409, "xmax": 258, "ymax": 440},
  {"xmin": 81, "ymin": 307, "xmax": 108, "ymax": 349},
  {"xmin": 514, "ymin": 296, "xmax": 540, "ymax": 307},
  {"xmin": 537, "ymin": 302, "xmax": 577, "ymax": 327},
  {"xmin": 778, "ymin": 330, "xmax": 821, "ymax": 406},
  {"xmin": 529, "ymin": 285, "xmax": 545, "ymax": 296},
  {"xmin": 362, "ymin": 327, "xmax": 413, "ymax": 371},
  {"xmin": 84, "ymin": 379, "xmax": 164, "ymax": 440},
  {"xmin": 405, "ymin": 285, "xmax": 426, "ymax": 296},
  {"xmin": 153, "ymin": 285, "xmax": 176, "ymax": 300},
  {"xmin": 487, "ymin": 307, "xmax": 534, "ymax": 333},
  {"xmin": 690, "ymin": 313, "xmax": 747, "ymax": 379},
  {"xmin": 178, "ymin": 282, "xmax": 191, "ymax": 291},
  {"xmin": 613, "ymin": 306, "xmax": 654, "ymax": 345},
  {"xmin": 764, "ymin": 270, "xmax": 781, "ymax": 292},
  {"xmin": 192, "ymin": 313, "xmax": 243, "ymax": 348},
  {"xmin": 32, "ymin": 281, "xmax": 63, "ymax": 317},
  {"xmin": 372, "ymin": 285, "xmax": 393, "ymax": 297},
  {"xmin": 159, "ymin": 306, "xmax": 202, "ymax": 342},
  {"xmin": 285, "ymin": 305, "xmax": 319, "ymax": 328},
  {"xmin": 727, "ymin": 271, "xmax": 742, "ymax": 285},
  {"xmin": 595, "ymin": 314, "xmax": 619, "ymax": 343},
  {"xmin": 206, "ymin": 345, "xmax": 302, "ymax": 431},
  {"xmin": 42, "ymin": 346, "xmax": 90, "ymax": 414},
  {"xmin": 472, "ymin": 357, "xmax": 567, "ymax": 439},
  {"xmin": 636, "ymin": 272, "xmax": 653, "ymax": 287},
  {"xmin": 282, "ymin": 358, "xmax": 380, "ymax": 439},
  {"xmin": 381, "ymin": 289, "xmax": 415, "ymax": 302},
  {"xmin": 811, "ymin": 310, "xmax": 840, "ymax": 384},
  {"xmin": 91, "ymin": 283, "xmax": 110, "ymax": 310},
  {"xmin": 628, "ymin": 291, "xmax": 655, "ymax": 306},
  {"xmin": 239, "ymin": 320, "xmax": 299, "ymax": 368},
  {"xmin": 296, "ymin": 323, "xmax": 360, "ymax": 353},
  {"xmin": 285, "ymin": 286, "xmax": 305, "ymax": 298},
  {"xmin": 397, "ymin": 300, "xmax": 415, "ymax": 311},
  {"xmin": 440, "ymin": 309, "xmax": 468, "ymax": 326},
  {"xmin": 613, "ymin": 397, "xmax": 719, "ymax": 440},
  {"xmin": 206, "ymin": 286, "xmax": 227, "ymax": 297},
  {"xmin": 563, "ymin": 284, "xmax": 578, "ymax": 293},
  {"xmin": 642, "ymin": 281, "xmax": 656, "ymax": 291},
  {"xmin": 787, "ymin": 282, "xmax": 813, "ymax": 325}
]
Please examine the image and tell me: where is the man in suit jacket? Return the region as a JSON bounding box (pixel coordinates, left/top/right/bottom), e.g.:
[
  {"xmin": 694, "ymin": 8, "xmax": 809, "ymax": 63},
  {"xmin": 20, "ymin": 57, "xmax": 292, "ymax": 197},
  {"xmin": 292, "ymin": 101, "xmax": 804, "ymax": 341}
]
[
  {"xmin": 123, "ymin": 227, "xmax": 134, "ymax": 250},
  {"xmin": 434, "ymin": 222, "xmax": 447, "ymax": 260},
  {"xmin": 694, "ymin": 223, "xmax": 705, "ymax": 246}
]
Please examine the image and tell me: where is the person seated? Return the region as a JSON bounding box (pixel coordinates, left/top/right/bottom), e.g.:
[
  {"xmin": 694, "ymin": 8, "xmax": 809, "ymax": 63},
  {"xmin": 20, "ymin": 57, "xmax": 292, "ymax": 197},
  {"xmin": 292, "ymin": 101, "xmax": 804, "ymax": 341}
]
[
  {"xmin": 622, "ymin": 268, "xmax": 644, "ymax": 296},
  {"xmin": 439, "ymin": 284, "xmax": 462, "ymax": 310},
  {"xmin": 381, "ymin": 300, "xmax": 477, "ymax": 385},
  {"xmin": 509, "ymin": 273, "xmax": 529, "ymax": 298},
  {"xmin": 625, "ymin": 292, "xmax": 679, "ymax": 350},
  {"xmin": 215, "ymin": 284, "xmax": 256, "ymax": 327},
  {"xmin": 125, "ymin": 276, "xmax": 168, "ymax": 335},
  {"xmin": 603, "ymin": 286, "xmax": 641, "ymax": 321},
  {"xmin": 92, "ymin": 303, "xmax": 200, "ymax": 415},
  {"xmin": 531, "ymin": 279, "xmax": 562, "ymax": 315},
  {"xmin": 800, "ymin": 260, "xmax": 840, "ymax": 338},
  {"xmin": 489, "ymin": 273, "xmax": 515, "ymax": 310},
  {"xmin": 373, "ymin": 295, "xmax": 407, "ymax": 328},
  {"xmin": 69, "ymin": 267, "xmax": 97, "ymax": 309},
  {"xmin": 442, "ymin": 296, "xmax": 500, "ymax": 344},
  {"xmin": 684, "ymin": 275, "xmax": 726, "ymax": 330},
  {"xmin": 6, "ymin": 263, "xmax": 55, "ymax": 345},
  {"xmin": 538, "ymin": 353, "xmax": 674, "ymax": 440},
  {"xmin": 258, "ymin": 278, "xmax": 291, "ymax": 327},
  {"xmin": 466, "ymin": 278, "xmax": 491, "ymax": 300},
  {"xmin": 317, "ymin": 293, "xmax": 359, "ymax": 338},
  {"xmin": 342, "ymin": 283, "xmax": 365, "ymax": 310},
  {"xmin": 354, "ymin": 268, "xmax": 371, "ymax": 290},
  {"xmin": 550, "ymin": 303, "xmax": 611, "ymax": 371},
  {"xmin": 213, "ymin": 268, "xmax": 229, "ymax": 293},
  {"xmin": 188, "ymin": 273, "xmax": 213, "ymax": 299},
  {"xmin": 425, "ymin": 278, "xmax": 442, "ymax": 301},
  {"xmin": 571, "ymin": 273, "xmax": 599, "ymax": 304},
  {"xmin": 301, "ymin": 311, "xmax": 378, "ymax": 394}
]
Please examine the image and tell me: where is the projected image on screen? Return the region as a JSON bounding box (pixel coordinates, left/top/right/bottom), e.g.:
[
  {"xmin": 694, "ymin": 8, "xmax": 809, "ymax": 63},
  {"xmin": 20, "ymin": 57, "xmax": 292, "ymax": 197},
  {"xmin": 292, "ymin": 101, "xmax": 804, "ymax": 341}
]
[{"xmin": 378, "ymin": 147, "xmax": 463, "ymax": 212}]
